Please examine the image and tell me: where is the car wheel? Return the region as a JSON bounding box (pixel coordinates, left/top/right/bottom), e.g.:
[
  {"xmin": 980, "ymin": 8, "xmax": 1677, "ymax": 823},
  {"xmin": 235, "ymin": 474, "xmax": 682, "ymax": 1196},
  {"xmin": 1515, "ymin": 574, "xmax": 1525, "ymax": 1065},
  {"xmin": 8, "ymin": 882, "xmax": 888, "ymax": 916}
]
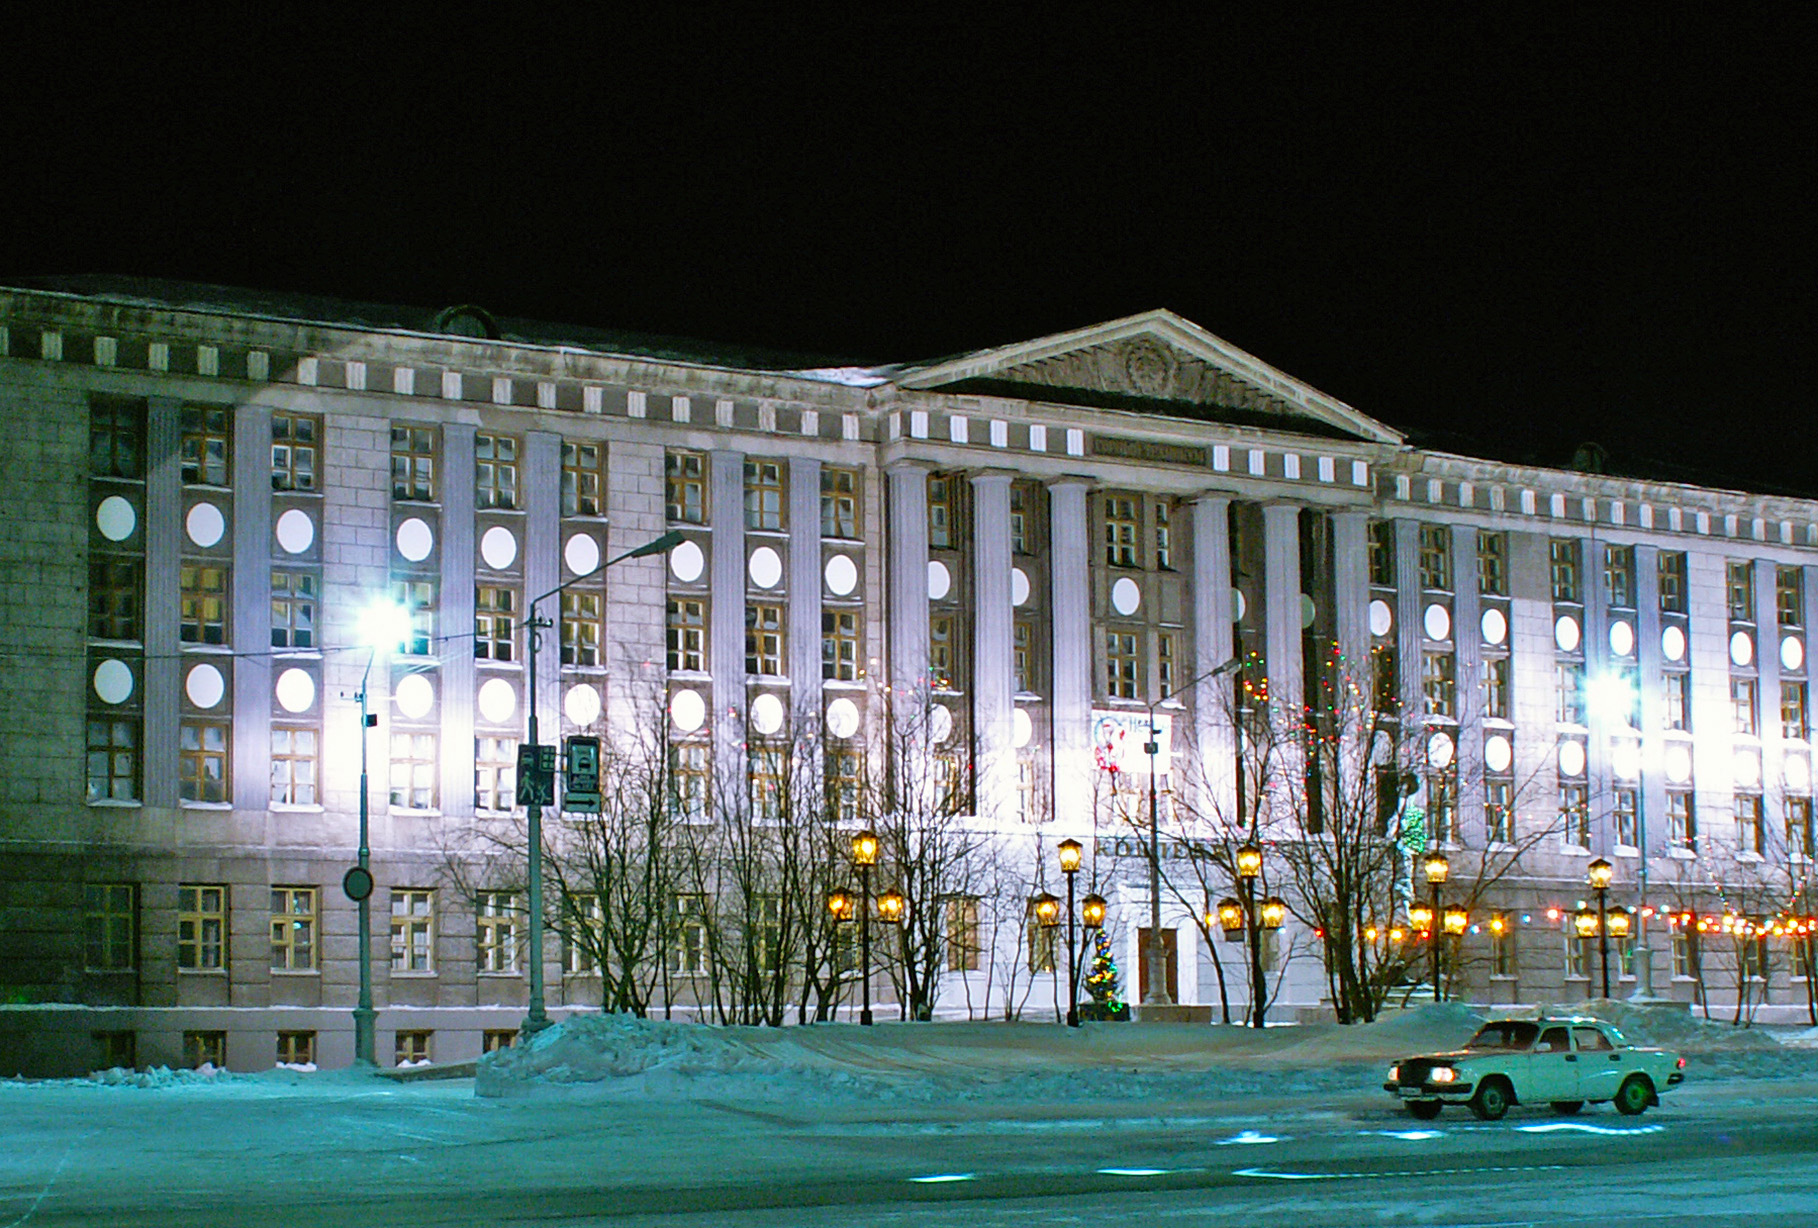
[
  {"xmin": 1549, "ymin": 1101, "xmax": 1584, "ymax": 1115},
  {"xmin": 1469, "ymin": 1077, "xmax": 1511, "ymax": 1121},
  {"xmin": 1614, "ymin": 1075, "xmax": 1653, "ymax": 1116},
  {"xmin": 1407, "ymin": 1099, "xmax": 1443, "ymax": 1120}
]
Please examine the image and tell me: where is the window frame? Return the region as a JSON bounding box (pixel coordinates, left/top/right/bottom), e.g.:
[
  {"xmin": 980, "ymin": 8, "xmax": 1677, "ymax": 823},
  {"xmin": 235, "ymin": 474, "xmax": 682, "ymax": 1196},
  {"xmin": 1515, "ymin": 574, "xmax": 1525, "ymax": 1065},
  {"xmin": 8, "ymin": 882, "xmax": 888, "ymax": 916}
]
[
  {"xmin": 665, "ymin": 450, "xmax": 707, "ymax": 524},
  {"xmin": 474, "ymin": 433, "xmax": 520, "ymax": 511},
  {"xmin": 179, "ymin": 404, "xmax": 231, "ymax": 487},
  {"xmin": 271, "ymin": 410, "xmax": 320, "ymax": 493},
  {"xmin": 270, "ymin": 726, "xmax": 319, "ymax": 806},
  {"xmin": 270, "ymin": 886, "xmax": 317, "ymax": 972},
  {"xmin": 84, "ymin": 883, "xmax": 137, "ymax": 971},
  {"xmin": 390, "ymin": 425, "xmax": 437, "ymax": 503},
  {"xmin": 178, "ymin": 718, "xmax": 230, "ymax": 804},
  {"xmin": 389, "ymin": 889, "xmax": 436, "ymax": 974}
]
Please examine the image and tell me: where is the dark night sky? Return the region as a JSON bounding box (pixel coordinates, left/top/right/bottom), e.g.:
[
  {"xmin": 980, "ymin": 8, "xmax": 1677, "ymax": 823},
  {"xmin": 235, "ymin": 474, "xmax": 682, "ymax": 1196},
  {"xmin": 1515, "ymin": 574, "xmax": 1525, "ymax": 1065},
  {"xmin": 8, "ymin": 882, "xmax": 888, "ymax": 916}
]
[{"xmin": 8, "ymin": 10, "xmax": 1814, "ymax": 492}]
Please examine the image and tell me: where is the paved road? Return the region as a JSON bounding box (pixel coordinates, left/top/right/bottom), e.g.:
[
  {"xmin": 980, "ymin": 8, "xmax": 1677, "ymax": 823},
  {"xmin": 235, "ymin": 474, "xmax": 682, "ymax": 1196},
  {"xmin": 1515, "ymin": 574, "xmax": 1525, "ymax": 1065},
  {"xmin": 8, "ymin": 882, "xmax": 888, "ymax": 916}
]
[{"xmin": 3, "ymin": 1075, "xmax": 1813, "ymax": 1225}]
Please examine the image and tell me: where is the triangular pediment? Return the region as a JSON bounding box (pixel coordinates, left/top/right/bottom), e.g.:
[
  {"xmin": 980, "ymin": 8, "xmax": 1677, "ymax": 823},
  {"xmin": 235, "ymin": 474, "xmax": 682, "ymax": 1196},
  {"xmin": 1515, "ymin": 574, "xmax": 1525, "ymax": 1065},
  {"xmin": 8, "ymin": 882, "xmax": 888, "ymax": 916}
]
[{"xmin": 893, "ymin": 309, "xmax": 1402, "ymax": 445}]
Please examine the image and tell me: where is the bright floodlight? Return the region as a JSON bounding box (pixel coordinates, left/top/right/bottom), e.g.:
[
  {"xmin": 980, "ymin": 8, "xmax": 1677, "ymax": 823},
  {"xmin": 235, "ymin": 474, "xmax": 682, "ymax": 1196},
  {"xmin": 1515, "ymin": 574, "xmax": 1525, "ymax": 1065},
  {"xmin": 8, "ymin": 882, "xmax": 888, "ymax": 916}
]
[
  {"xmin": 361, "ymin": 600, "xmax": 413, "ymax": 653},
  {"xmin": 1586, "ymin": 672, "xmax": 1638, "ymax": 726}
]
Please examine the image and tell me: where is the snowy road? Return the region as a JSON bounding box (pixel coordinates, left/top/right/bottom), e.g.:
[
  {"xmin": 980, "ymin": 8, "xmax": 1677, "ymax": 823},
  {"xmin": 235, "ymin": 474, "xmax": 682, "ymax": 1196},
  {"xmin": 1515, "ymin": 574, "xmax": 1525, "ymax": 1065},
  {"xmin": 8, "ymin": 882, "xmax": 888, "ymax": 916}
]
[{"xmin": 4, "ymin": 1074, "xmax": 1816, "ymax": 1226}]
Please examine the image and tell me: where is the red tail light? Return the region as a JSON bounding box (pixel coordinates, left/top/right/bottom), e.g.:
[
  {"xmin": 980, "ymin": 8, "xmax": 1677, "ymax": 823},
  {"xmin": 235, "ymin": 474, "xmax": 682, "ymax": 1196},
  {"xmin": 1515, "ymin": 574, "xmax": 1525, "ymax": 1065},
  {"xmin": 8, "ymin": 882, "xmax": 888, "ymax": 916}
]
[{"xmin": 1676, "ymin": 1057, "xmax": 1687, "ymax": 1069}]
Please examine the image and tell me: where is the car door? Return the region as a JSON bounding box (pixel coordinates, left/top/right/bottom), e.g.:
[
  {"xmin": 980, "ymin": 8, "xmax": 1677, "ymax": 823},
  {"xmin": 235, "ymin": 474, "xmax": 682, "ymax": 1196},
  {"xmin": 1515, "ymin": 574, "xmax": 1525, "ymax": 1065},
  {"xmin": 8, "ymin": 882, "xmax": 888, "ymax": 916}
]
[
  {"xmin": 1527, "ymin": 1025, "xmax": 1580, "ymax": 1102},
  {"xmin": 1573, "ymin": 1025, "xmax": 1624, "ymax": 1101}
]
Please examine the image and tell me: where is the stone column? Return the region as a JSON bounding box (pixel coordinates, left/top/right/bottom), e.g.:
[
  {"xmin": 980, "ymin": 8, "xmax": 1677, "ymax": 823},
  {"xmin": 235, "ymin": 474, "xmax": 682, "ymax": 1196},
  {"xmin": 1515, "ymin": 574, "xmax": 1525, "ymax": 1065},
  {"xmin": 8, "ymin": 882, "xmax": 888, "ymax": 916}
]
[
  {"xmin": 1754, "ymin": 558, "xmax": 1782, "ymax": 856},
  {"xmin": 1262, "ymin": 504, "xmax": 1305, "ymax": 734},
  {"xmin": 1393, "ymin": 519, "xmax": 1423, "ymax": 735},
  {"xmin": 1449, "ymin": 526, "xmax": 1483, "ymax": 845},
  {"xmin": 1332, "ymin": 510, "xmax": 1371, "ymax": 822},
  {"xmin": 439, "ymin": 425, "xmax": 476, "ymax": 820},
  {"xmin": 788, "ymin": 457, "xmax": 823, "ymax": 729},
  {"xmin": 710, "ymin": 450, "xmax": 746, "ymax": 783},
  {"xmin": 603, "ymin": 441, "xmax": 667, "ymax": 740},
  {"xmin": 232, "ymin": 403, "xmax": 272, "ymax": 813},
  {"xmin": 1048, "ymin": 478, "xmax": 1093, "ymax": 829},
  {"xmin": 1635, "ymin": 545, "xmax": 1666, "ymax": 851},
  {"xmin": 143, "ymin": 398, "xmax": 181, "ymax": 810},
  {"xmin": 525, "ymin": 431, "xmax": 562, "ymax": 744},
  {"xmin": 1583, "ymin": 535, "xmax": 1612, "ymax": 851},
  {"xmin": 886, "ymin": 465, "xmax": 930, "ymax": 708},
  {"xmin": 971, "ymin": 472, "xmax": 1015, "ymax": 824},
  {"xmin": 1191, "ymin": 495, "xmax": 1235, "ymax": 822}
]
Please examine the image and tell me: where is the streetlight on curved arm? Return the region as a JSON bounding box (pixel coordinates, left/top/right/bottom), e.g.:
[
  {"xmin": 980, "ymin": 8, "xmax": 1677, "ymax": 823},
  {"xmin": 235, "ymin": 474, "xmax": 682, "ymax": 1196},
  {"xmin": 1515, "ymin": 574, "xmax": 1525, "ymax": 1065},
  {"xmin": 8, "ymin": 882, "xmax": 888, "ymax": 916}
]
[
  {"xmin": 1142, "ymin": 656, "xmax": 1241, "ymax": 1012},
  {"xmin": 519, "ymin": 530, "xmax": 686, "ymax": 1038}
]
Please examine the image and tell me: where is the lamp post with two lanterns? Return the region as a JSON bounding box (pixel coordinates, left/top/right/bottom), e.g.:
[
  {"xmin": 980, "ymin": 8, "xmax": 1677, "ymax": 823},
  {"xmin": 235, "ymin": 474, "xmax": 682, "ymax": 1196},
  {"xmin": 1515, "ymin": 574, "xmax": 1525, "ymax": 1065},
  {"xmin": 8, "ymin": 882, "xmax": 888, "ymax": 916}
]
[
  {"xmin": 1588, "ymin": 857, "xmax": 1615, "ymax": 998},
  {"xmin": 1212, "ymin": 841, "xmax": 1283, "ymax": 1028},
  {"xmin": 1058, "ymin": 838, "xmax": 1084, "ymax": 1027},
  {"xmin": 1421, "ymin": 850, "xmax": 1450, "ymax": 1003}
]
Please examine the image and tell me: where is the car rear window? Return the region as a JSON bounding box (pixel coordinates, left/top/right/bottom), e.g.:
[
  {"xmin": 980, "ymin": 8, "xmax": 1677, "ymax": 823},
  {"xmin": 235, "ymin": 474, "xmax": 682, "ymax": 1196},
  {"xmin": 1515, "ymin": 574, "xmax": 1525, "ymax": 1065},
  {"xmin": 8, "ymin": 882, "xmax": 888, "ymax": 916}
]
[{"xmin": 1465, "ymin": 1021, "xmax": 1539, "ymax": 1049}]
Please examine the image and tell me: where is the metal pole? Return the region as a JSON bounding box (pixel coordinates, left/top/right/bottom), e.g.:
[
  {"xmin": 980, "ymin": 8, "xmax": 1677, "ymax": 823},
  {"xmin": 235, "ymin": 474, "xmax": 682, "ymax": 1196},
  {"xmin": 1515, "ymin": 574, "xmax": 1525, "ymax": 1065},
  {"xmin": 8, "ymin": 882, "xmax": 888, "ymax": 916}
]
[
  {"xmin": 1430, "ymin": 879, "xmax": 1442, "ymax": 1004},
  {"xmin": 1598, "ymin": 885, "xmax": 1611, "ymax": 999},
  {"xmin": 859, "ymin": 861, "xmax": 873, "ymax": 1026},
  {"xmin": 1065, "ymin": 872, "xmax": 1079, "ymax": 1028},
  {"xmin": 523, "ymin": 616, "xmax": 550, "ymax": 1036},
  {"xmin": 1143, "ymin": 713, "xmax": 1170, "ymax": 1005},
  {"xmin": 353, "ymin": 655, "xmax": 375, "ymax": 1066},
  {"xmin": 1246, "ymin": 877, "xmax": 1266, "ymax": 1028}
]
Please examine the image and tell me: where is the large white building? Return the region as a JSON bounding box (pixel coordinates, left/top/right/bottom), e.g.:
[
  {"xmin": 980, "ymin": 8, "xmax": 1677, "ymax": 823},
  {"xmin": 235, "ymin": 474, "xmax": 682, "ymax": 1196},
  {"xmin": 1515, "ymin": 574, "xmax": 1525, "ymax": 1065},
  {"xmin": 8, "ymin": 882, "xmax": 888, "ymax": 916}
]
[{"xmin": 2, "ymin": 278, "xmax": 1813, "ymax": 1074}]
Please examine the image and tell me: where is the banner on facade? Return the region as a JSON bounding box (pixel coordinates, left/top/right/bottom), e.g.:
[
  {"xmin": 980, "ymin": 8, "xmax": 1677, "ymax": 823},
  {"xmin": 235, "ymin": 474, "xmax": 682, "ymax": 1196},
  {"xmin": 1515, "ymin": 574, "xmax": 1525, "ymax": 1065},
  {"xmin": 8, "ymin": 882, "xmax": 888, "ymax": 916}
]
[{"xmin": 1092, "ymin": 709, "xmax": 1171, "ymax": 776}]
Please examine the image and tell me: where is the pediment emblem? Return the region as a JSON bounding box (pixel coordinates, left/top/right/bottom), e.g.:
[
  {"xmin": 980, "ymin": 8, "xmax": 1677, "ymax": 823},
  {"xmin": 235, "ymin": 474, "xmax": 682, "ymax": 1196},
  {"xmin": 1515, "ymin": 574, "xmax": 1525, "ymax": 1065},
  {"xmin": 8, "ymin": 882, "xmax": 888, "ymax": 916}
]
[{"xmin": 1121, "ymin": 337, "xmax": 1179, "ymax": 398}]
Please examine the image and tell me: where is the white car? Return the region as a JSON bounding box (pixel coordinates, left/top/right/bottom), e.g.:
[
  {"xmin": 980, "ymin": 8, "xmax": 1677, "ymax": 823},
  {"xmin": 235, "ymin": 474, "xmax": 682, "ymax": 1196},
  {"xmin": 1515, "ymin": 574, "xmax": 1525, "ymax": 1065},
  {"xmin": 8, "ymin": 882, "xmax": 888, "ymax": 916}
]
[{"xmin": 1384, "ymin": 1017, "xmax": 1686, "ymax": 1120}]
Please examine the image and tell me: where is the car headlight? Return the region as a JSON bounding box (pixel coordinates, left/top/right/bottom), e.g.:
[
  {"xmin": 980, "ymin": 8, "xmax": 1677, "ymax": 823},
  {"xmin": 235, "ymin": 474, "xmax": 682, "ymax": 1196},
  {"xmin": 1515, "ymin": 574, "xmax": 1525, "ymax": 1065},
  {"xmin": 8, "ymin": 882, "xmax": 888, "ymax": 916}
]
[
  {"xmin": 1388, "ymin": 1064, "xmax": 1400, "ymax": 1082},
  {"xmin": 1429, "ymin": 1067, "xmax": 1458, "ymax": 1084}
]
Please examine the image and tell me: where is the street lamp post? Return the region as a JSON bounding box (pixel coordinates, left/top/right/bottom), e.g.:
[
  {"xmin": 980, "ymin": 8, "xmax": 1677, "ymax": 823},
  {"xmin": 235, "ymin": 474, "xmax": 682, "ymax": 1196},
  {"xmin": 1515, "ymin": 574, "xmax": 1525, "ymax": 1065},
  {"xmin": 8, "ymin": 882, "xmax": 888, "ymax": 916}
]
[
  {"xmin": 1058, "ymin": 838, "xmax": 1083, "ymax": 1027},
  {"xmin": 875, "ymin": 886, "xmax": 905, "ymax": 1019},
  {"xmin": 518, "ymin": 530, "xmax": 684, "ymax": 1038},
  {"xmin": 347, "ymin": 601, "xmax": 411, "ymax": 1067},
  {"xmin": 1236, "ymin": 841, "xmax": 1268, "ymax": 1027},
  {"xmin": 1422, "ymin": 850, "xmax": 1449, "ymax": 1003},
  {"xmin": 1588, "ymin": 857, "xmax": 1614, "ymax": 999},
  {"xmin": 1142, "ymin": 657, "xmax": 1240, "ymax": 1010},
  {"xmin": 1035, "ymin": 891, "xmax": 1061, "ymax": 1020},
  {"xmin": 851, "ymin": 829, "xmax": 879, "ymax": 1025}
]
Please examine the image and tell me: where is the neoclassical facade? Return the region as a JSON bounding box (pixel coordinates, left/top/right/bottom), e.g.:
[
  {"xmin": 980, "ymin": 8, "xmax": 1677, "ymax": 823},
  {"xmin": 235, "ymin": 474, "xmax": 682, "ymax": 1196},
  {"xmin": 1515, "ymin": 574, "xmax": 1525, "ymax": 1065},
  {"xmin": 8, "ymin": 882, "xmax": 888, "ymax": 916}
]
[{"xmin": 2, "ymin": 279, "xmax": 1813, "ymax": 1074}]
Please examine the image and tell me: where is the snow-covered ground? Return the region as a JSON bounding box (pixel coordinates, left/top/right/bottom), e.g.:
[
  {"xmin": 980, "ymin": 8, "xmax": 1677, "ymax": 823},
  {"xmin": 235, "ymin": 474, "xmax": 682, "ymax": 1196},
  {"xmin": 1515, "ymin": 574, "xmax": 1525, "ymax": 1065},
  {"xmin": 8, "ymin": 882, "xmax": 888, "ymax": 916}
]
[{"xmin": 8, "ymin": 1004, "xmax": 1818, "ymax": 1226}]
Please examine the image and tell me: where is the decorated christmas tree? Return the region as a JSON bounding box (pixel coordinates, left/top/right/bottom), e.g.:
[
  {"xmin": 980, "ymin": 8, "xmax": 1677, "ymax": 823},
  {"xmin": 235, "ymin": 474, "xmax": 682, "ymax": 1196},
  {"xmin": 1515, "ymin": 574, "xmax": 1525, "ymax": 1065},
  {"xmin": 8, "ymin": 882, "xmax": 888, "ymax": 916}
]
[{"xmin": 1083, "ymin": 929, "xmax": 1123, "ymax": 1017}]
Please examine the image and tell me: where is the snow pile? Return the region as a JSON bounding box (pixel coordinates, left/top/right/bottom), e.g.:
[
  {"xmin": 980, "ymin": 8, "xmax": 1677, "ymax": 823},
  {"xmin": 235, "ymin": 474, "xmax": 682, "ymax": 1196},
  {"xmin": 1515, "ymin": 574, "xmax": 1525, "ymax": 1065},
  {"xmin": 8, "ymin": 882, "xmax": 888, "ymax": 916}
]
[{"xmin": 86, "ymin": 1063, "xmax": 245, "ymax": 1089}]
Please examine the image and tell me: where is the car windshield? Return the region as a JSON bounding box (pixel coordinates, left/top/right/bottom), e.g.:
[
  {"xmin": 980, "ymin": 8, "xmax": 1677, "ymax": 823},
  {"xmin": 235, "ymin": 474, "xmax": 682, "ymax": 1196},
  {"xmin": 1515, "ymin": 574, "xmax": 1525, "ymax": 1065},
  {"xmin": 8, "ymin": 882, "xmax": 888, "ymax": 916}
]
[{"xmin": 1464, "ymin": 1021, "xmax": 1540, "ymax": 1050}]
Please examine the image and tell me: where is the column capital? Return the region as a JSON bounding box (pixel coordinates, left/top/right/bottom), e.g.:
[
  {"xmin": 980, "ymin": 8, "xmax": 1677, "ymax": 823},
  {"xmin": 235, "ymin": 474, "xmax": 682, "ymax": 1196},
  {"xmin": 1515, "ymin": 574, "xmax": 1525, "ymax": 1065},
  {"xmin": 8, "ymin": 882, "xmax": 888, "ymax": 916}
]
[
  {"xmin": 968, "ymin": 469, "xmax": 1017, "ymax": 488},
  {"xmin": 1045, "ymin": 474, "xmax": 1096, "ymax": 491}
]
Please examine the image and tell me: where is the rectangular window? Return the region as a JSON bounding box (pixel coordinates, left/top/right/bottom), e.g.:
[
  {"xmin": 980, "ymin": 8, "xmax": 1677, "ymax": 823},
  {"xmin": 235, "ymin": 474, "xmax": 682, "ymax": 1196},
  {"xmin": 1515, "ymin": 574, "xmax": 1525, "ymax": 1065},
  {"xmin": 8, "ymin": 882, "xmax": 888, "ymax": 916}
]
[
  {"xmin": 928, "ymin": 476, "xmax": 953, "ymax": 549},
  {"xmin": 747, "ymin": 603, "xmax": 784, "ymax": 676},
  {"xmin": 671, "ymin": 894, "xmax": 710, "ymax": 975},
  {"xmin": 1789, "ymin": 796, "xmax": 1815, "ymax": 859},
  {"xmin": 84, "ymin": 883, "xmax": 136, "ymax": 971},
  {"xmin": 1565, "ymin": 934, "xmax": 1592, "ymax": 980},
  {"xmin": 1154, "ymin": 500, "xmax": 1172, "ymax": 570},
  {"xmin": 1784, "ymin": 682, "xmax": 1809, "ymax": 741},
  {"xmin": 183, "ymin": 1031, "xmax": 226, "ymax": 1070},
  {"xmin": 390, "ymin": 425, "xmax": 436, "ymax": 502},
  {"xmin": 1485, "ymin": 778, "xmax": 1514, "ymax": 844},
  {"xmin": 389, "ymin": 732, "xmax": 437, "ymax": 810},
  {"xmin": 560, "ymin": 440, "xmax": 604, "ymax": 517},
  {"xmin": 743, "ymin": 459, "xmax": 785, "ymax": 531},
  {"xmin": 1482, "ymin": 656, "xmax": 1511, "ymax": 720},
  {"xmin": 1560, "ymin": 780, "xmax": 1590, "ymax": 847},
  {"xmin": 670, "ymin": 741, "xmax": 708, "ymax": 822},
  {"xmin": 749, "ymin": 752, "xmax": 783, "ymax": 824},
  {"xmin": 276, "ymin": 1031, "xmax": 316, "ymax": 1067},
  {"xmin": 1728, "ymin": 561, "xmax": 1756, "ymax": 622},
  {"xmin": 1157, "ymin": 632, "xmax": 1177, "ymax": 698},
  {"xmin": 271, "ymin": 411, "xmax": 319, "ymax": 492},
  {"xmin": 1372, "ymin": 645, "xmax": 1398, "ymax": 713},
  {"xmin": 390, "ymin": 890, "xmax": 435, "ymax": 973},
  {"xmin": 1556, "ymin": 661, "xmax": 1586, "ymax": 725},
  {"xmin": 475, "ymin": 736, "xmax": 516, "ymax": 812},
  {"xmin": 1422, "ymin": 652, "xmax": 1456, "ymax": 718},
  {"xmin": 665, "ymin": 450, "xmax": 707, "ymax": 523},
  {"xmin": 822, "ymin": 610, "xmax": 859, "ymax": 681},
  {"xmin": 395, "ymin": 1031, "xmax": 432, "ymax": 1067},
  {"xmin": 1367, "ymin": 520, "xmax": 1395, "ymax": 587},
  {"xmin": 86, "ymin": 716, "xmax": 141, "ymax": 803},
  {"xmin": 820, "ymin": 466, "xmax": 859, "ymax": 539},
  {"xmin": 475, "ymin": 586, "xmax": 517, "ymax": 661},
  {"xmin": 476, "ymin": 891, "xmax": 521, "ymax": 974},
  {"xmin": 1668, "ymin": 790, "xmax": 1696, "ymax": 852},
  {"xmin": 667, "ymin": 599, "xmax": 705, "ymax": 672},
  {"xmin": 179, "ymin": 720, "xmax": 228, "ymax": 803},
  {"xmin": 179, "ymin": 563, "xmax": 228, "ymax": 645},
  {"xmin": 1740, "ymin": 935, "xmax": 1769, "ymax": 982},
  {"xmin": 1732, "ymin": 676, "xmax": 1758, "ymax": 736},
  {"xmin": 1026, "ymin": 899, "xmax": 1057, "ymax": 973},
  {"xmin": 474, "ymin": 433, "xmax": 519, "ymax": 510},
  {"xmin": 1428, "ymin": 771, "xmax": 1455, "ymax": 843},
  {"xmin": 929, "ymin": 615, "xmax": 954, "ymax": 689},
  {"xmin": 177, "ymin": 884, "xmax": 226, "ymax": 971},
  {"xmin": 1550, "ymin": 538, "xmax": 1581, "ymax": 603},
  {"xmin": 1477, "ymin": 530, "xmax": 1508, "ymax": 596},
  {"xmin": 1778, "ymin": 565, "xmax": 1805, "ymax": 627},
  {"xmin": 1657, "ymin": 552, "xmax": 1687, "ymax": 614},
  {"xmin": 392, "ymin": 579, "xmax": 434, "ymax": 656},
  {"xmin": 561, "ymin": 590, "xmax": 601, "ymax": 668},
  {"xmin": 1106, "ymin": 632, "xmax": 1139, "ymax": 700},
  {"xmin": 89, "ymin": 559, "xmax": 143, "ymax": 640},
  {"xmin": 1013, "ymin": 620, "xmax": 1034, "ymax": 694},
  {"xmin": 1736, "ymin": 793, "xmax": 1766, "ymax": 855},
  {"xmin": 1491, "ymin": 914, "xmax": 1516, "ymax": 977},
  {"xmin": 482, "ymin": 1030, "xmax": 517, "ymax": 1053},
  {"xmin": 179, "ymin": 405, "xmax": 231, "ymax": 486},
  {"xmin": 1418, "ymin": 524, "xmax": 1451, "ymax": 591},
  {"xmin": 270, "ymin": 570, "xmax": 317, "ymax": 649},
  {"xmin": 1664, "ymin": 672, "xmax": 1691, "ymax": 732},
  {"xmin": 1104, "ymin": 496, "xmax": 1139, "ymax": 567},
  {"xmin": 563, "ymin": 893, "xmax": 603, "ymax": 975},
  {"xmin": 1009, "ymin": 483, "xmax": 1029, "ymax": 555},
  {"xmin": 947, "ymin": 896, "xmax": 981, "ymax": 972},
  {"xmin": 270, "ymin": 727, "xmax": 318, "ymax": 805},
  {"xmin": 1672, "ymin": 933, "xmax": 1693, "ymax": 980},
  {"xmin": 1604, "ymin": 544, "xmax": 1636, "ymax": 609},
  {"xmin": 90, "ymin": 395, "xmax": 146, "ymax": 479},
  {"xmin": 826, "ymin": 748, "xmax": 862, "ymax": 820},
  {"xmin": 270, "ymin": 886, "xmax": 317, "ymax": 971}
]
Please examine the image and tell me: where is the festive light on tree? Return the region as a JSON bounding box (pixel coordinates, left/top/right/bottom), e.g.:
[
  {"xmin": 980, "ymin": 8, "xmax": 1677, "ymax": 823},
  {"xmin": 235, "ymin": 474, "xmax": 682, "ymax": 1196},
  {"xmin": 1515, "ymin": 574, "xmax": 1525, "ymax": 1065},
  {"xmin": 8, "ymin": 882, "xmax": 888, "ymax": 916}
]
[{"xmin": 1084, "ymin": 929, "xmax": 1122, "ymax": 1015}]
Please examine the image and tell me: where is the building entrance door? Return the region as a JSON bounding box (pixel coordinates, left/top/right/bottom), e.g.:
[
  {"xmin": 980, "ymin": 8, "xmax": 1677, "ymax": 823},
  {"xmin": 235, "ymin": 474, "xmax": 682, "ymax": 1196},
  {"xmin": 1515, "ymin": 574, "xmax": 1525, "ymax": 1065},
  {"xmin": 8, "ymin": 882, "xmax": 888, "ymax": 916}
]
[{"xmin": 1136, "ymin": 928, "xmax": 1179, "ymax": 1001}]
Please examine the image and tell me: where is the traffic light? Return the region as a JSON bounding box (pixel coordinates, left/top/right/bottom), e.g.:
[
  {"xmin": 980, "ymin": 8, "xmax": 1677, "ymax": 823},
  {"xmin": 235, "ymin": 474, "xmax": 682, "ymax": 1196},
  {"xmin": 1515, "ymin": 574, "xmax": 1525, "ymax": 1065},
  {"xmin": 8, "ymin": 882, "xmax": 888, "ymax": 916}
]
[{"xmin": 562, "ymin": 735, "xmax": 601, "ymax": 812}]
